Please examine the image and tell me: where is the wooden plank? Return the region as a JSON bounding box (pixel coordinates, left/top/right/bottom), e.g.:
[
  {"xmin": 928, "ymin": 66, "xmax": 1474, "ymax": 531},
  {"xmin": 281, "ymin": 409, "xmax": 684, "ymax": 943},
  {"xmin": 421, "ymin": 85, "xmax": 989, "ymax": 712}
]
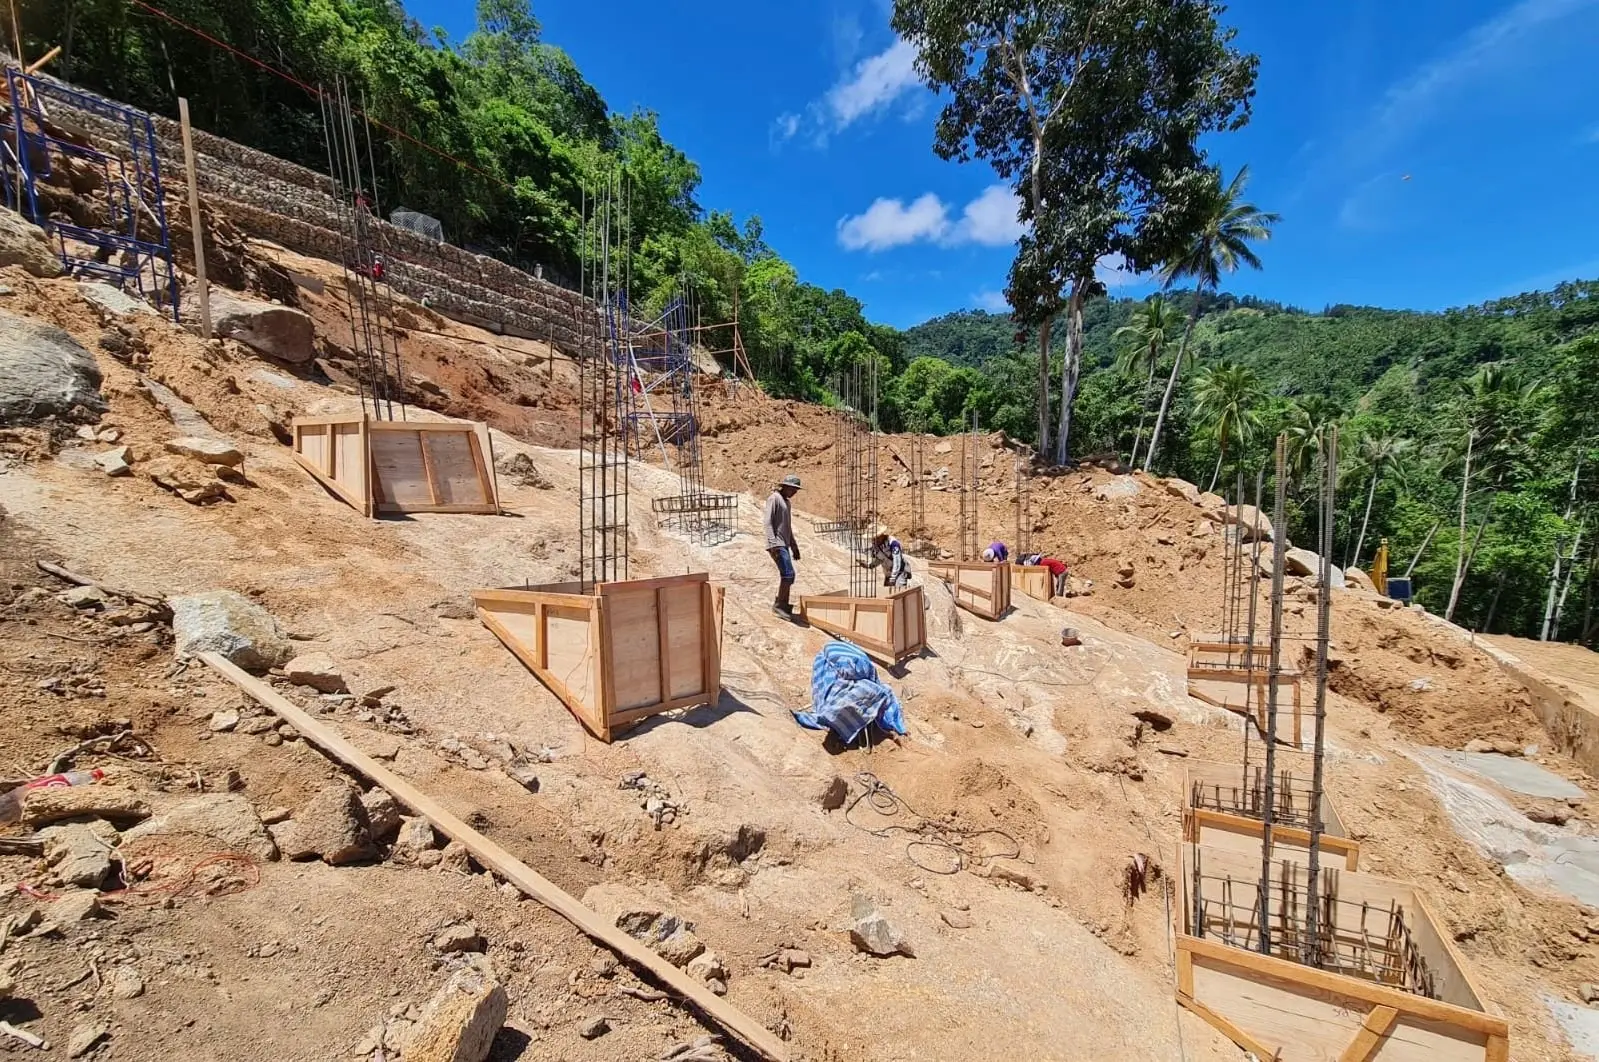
[
  {"xmin": 664, "ymin": 582, "xmax": 706, "ymax": 701},
  {"xmin": 467, "ymin": 429, "xmax": 497, "ymax": 510},
  {"xmin": 1338, "ymin": 1006, "xmax": 1398, "ymax": 1062},
  {"xmin": 475, "ymin": 423, "xmax": 501, "ymax": 514},
  {"xmin": 535, "ymin": 601, "xmax": 548, "ymax": 669},
  {"xmin": 1177, "ymin": 947, "xmax": 1195, "ymax": 996},
  {"xmin": 178, "ymin": 98, "xmax": 211, "ymax": 339},
  {"xmin": 596, "ymin": 594, "xmax": 615, "ymax": 740},
  {"xmin": 291, "ymin": 451, "xmax": 367, "ymax": 514},
  {"xmin": 1189, "ymin": 808, "xmax": 1360, "ymax": 870},
  {"xmin": 416, "ymin": 427, "xmax": 442, "ymax": 505},
  {"xmin": 1177, "ymin": 992, "xmax": 1282, "ymax": 1061},
  {"xmin": 1483, "ymin": 1035, "xmax": 1509, "ymax": 1062},
  {"xmin": 597, "ymin": 572, "xmax": 709, "ymax": 596},
  {"xmin": 472, "ymin": 588, "xmax": 592, "ymax": 610},
  {"xmin": 656, "ymin": 587, "xmax": 672, "ymax": 707},
  {"xmin": 197, "ymin": 653, "xmax": 787, "ymax": 1061}
]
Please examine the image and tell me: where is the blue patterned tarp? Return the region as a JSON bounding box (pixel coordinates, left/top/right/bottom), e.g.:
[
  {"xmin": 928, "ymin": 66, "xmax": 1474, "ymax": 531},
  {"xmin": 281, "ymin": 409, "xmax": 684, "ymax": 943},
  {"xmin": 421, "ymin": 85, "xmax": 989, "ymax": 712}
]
[{"xmin": 793, "ymin": 640, "xmax": 907, "ymax": 744}]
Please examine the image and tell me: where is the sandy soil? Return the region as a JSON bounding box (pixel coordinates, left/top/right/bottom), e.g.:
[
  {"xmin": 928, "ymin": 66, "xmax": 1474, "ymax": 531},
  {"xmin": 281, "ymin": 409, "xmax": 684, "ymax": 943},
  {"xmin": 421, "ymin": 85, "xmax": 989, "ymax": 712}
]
[{"xmin": 0, "ymin": 253, "xmax": 1592, "ymax": 1062}]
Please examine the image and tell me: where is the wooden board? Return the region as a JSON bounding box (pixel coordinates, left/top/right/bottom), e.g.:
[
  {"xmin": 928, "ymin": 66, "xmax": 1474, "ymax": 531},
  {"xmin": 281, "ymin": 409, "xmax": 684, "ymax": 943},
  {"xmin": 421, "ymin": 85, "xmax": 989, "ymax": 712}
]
[
  {"xmin": 1183, "ymin": 806, "xmax": 1360, "ymax": 870},
  {"xmin": 473, "ymin": 574, "xmax": 724, "ymax": 741},
  {"xmin": 798, "ymin": 584, "xmax": 926, "ymax": 665},
  {"xmin": 291, "ymin": 414, "xmax": 499, "ymax": 517},
  {"xmin": 1174, "ymin": 843, "xmax": 1506, "ymax": 1062},
  {"xmin": 927, "ymin": 561, "xmax": 1011, "ymax": 620},
  {"xmin": 1010, "ymin": 564, "xmax": 1055, "ymax": 603},
  {"xmin": 197, "ymin": 652, "xmax": 785, "ymax": 1062},
  {"xmin": 1188, "ymin": 646, "xmax": 1306, "ymax": 747},
  {"xmin": 1185, "ymin": 757, "xmax": 1349, "ymax": 837}
]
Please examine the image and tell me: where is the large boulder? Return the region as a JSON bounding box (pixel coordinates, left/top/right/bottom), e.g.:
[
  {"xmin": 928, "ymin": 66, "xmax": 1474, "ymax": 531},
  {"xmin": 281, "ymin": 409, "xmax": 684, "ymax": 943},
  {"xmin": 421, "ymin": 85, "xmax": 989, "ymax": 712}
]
[
  {"xmin": 403, "ymin": 964, "xmax": 507, "ymax": 1062},
  {"xmin": 1092, "ymin": 475, "xmax": 1141, "ymax": 502},
  {"xmin": 206, "ymin": 291, "xmax": 316, "ymax": 364},
  {"xmin": 1344, "ymin": 566, "xmax": 1376, "ymax": 593},
  {"xmin": 1283, "ymin": 548, "xmax": 1346, "ymax": 589},
  {"xmin": 22, "ymin": 786, "xmax": 151, "ymax": 828},
  {"xmin": 1225, "ymin": 503, "xmax": 1275, "ymax": 542},
  {"xmin": 169, "ymin": 590, "xmax": 293, "ymax": 671},
  {"xmin": 1162, "ymin": 478, "xmax": 1202, "ymax": 505},
  {"xmin": 164, "ymin": 436, "xmax": 244, "ymax": 467},
  {"xmin": 0, "ymin": 208, "xmax": 62, "ymax": 277},
  {"xmin": 0, "ymin": 311, "xmax": 105, "ymax": 426}
]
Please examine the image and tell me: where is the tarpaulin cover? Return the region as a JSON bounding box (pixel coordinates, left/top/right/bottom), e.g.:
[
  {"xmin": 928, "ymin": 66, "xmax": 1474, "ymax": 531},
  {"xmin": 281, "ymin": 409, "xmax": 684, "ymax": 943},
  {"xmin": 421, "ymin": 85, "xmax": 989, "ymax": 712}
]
[{"xmin": 794, "ymin": 640, "xmax": 907, "ymax": 744}]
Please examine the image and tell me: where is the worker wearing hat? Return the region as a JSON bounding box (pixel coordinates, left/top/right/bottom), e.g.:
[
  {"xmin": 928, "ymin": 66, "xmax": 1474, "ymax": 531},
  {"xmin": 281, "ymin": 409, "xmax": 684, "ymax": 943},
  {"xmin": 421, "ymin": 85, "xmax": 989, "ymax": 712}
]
[
  {"xmin": 764, "ymin": 474, "xmax": 803, "ymax": 618},
  {"xmin": 860, "ymin": 524, "xmax": 910, "ymax": 588}
]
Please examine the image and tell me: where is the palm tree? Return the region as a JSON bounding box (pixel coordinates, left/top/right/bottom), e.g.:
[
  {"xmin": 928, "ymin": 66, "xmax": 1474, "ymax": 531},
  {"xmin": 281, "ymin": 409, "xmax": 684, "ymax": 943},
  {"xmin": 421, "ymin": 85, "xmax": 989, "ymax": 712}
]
[
  {"xmin": 1284, "ymin": 395, "xmax": 1343, "ymax": 489},
  {"xmin": 1192, "ymin": 361, "xmax": 1264, "ymax": 492},
  {"xmin": 1113, "ymin": 295, "xmax": 1184, "ymax": 467},
  {"xmin": 1348, "ymin": 433, "xmax": 1413, "ymax": 568},
  {"xmin": 1144, "ymin": 166, "xmax": 1280, "ymax": 474}
]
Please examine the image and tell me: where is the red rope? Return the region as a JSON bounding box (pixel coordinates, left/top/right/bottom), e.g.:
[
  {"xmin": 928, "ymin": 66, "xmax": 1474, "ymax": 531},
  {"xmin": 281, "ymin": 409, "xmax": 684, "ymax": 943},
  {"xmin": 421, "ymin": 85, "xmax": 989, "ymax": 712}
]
[{"xmin": 122, "ymin": 0, "xmax": 516, "ymax": 192}]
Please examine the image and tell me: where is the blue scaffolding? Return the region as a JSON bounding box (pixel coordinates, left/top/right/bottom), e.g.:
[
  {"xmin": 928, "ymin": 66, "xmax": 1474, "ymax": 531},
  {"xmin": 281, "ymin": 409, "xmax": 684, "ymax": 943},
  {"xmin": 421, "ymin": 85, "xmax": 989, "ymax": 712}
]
[{"xmin": 4, "ymin": 69, "xmax": 179, "ymax": 319}]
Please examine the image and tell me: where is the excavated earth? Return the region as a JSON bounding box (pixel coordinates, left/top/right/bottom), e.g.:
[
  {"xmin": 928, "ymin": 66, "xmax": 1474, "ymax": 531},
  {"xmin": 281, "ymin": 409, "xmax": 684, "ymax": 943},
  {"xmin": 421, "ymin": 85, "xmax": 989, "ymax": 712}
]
[{"xmin": 0, "ymin": 244, "xmax": 1594, "ymax": 1062}]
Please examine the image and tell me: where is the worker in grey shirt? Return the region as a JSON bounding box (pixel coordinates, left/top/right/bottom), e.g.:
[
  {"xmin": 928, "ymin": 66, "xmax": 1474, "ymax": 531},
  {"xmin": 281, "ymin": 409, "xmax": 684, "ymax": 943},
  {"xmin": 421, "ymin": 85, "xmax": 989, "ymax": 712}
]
[{"xmin": 764, "ymin": 474, "xmax": 802, "ymax": 618}]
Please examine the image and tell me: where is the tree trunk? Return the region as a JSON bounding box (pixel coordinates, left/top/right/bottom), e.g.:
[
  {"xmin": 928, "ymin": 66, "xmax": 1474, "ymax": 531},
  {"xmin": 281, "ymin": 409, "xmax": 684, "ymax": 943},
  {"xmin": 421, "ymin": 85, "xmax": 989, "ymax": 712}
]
[
  {"xmin": 1350, "ymin": 471, "xmax": 1379, "ymax": 570},
  {"xmin": 1036, "ymin": 315, "xmax": 1052, "ymax": 458},
  {"xmin": 1054, "ymin": 284, "xmax": 1085, "ymax": 465},
  {"xmin": 1543, "ymin": 455, "xmax": 1583, "ymax": 640},
  {"xmin": 1446, "ymin": 430, "xmax": 1475, "ymax": 621},
  {"xmin": 1129, "ymin": 361, "xmax": 1156, "ymax": 467},
  {"xmin": 1207, "ymin": 436, "xmax": 1227, "ymax": 493},
  {"xmin": 1553, "ymin": 523, "xmax": 1585, "ymax": 640},
  {"xmin": 1446, "ymin": 503, "xmax": 1492, "ymax": 623},
  {"xmin": 1483, "ymin": 571, "xmax": 1508, "ymax": 633},
  {"xmin": 1144, "ymin": 292, "xmax": 1202, "ymax": 473}
]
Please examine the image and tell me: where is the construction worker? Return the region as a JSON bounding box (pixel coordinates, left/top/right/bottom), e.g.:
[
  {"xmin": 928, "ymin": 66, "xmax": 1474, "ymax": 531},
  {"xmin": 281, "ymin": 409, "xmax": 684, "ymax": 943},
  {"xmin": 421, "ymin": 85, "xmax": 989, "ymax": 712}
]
[
  {"xmin": 765, "ymin": 474, "xmax": 802, "ymax": 618},
  {"xmin": 981, "ymin": 541, "xmax": 1009, "ymax": 564},
  {"xmin": 860, "ymin": 526, "xmax": 910, "ymax": 588}
]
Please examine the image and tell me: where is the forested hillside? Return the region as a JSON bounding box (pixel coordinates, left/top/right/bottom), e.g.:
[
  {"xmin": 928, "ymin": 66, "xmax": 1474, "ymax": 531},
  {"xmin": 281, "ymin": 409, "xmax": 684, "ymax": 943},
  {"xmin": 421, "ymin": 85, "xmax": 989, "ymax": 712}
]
[{"xmin": 904, "ymin": 284, "xmax": 1599, "ymax": 644}]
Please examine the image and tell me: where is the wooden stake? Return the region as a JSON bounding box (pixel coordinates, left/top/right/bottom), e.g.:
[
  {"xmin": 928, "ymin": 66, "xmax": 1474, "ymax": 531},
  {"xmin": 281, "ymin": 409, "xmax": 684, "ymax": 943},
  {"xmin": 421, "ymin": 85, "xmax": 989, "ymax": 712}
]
[
  {"xmin": 177, "ymin": 97, "xmax": 211, "ymax": 338},
  {"xmin": 23, "ymin": 44, "xmax": 59, "ymax": 74},
  {"xmin": 198, "ymin": 651, "xmax": 787, "ymax": 1062}
]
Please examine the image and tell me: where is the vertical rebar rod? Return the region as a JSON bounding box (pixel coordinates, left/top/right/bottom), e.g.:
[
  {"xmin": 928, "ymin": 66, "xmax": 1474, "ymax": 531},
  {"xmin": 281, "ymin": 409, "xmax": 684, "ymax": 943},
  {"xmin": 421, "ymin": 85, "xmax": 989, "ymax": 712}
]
[
  {"xmin": 1258, "ymin": 433, "xmax": 1289, "ymax": 956},
  {"xmin": 1305, "ymin": 426, "xmax": 1339, "ymax": 966}
]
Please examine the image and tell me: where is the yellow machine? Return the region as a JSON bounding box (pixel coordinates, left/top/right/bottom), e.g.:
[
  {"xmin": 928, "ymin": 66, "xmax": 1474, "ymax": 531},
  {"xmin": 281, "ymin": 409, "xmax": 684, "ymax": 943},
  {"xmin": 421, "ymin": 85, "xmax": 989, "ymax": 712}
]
[{"xmin": 1370, "ymin": 538, "xmax": 1389, "ymax": 597}]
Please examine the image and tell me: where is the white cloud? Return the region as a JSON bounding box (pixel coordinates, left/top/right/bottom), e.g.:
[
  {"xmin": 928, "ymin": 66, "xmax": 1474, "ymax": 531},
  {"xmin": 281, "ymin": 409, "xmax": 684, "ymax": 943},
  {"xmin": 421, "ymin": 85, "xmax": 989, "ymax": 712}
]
[
  {"xmin": 838, "ymin": 193, "xmax": 950, "ymax": 251},
  {"xmin": 973, "ymin": 289, "xmax": 1009, "ymax": 312},
  {"xmin": 954, "ymin": 185, "xmax": 1025, "ymax": 247},
  {"xmin": 826, "ymin": 39, "xmax": 920, "ymax": 127},
  {"xmin": 837, "ymin": 185, "xmax": 1025, "ymax": 252},
  {"xmin": 771, "ymin": 112, "xmax": 802, "ymax": 144}
]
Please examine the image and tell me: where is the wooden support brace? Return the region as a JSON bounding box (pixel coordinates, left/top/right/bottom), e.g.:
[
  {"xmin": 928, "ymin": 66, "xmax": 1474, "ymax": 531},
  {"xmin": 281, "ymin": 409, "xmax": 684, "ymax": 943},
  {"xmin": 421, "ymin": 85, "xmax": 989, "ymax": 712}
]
[
  {"xmin": 197, "ymin": 652, "xmax": 787, "ymax": 1061},
  {"xmin": 1337, "ymin": 1005, "xmax": 1398, "ymax": 1062}
]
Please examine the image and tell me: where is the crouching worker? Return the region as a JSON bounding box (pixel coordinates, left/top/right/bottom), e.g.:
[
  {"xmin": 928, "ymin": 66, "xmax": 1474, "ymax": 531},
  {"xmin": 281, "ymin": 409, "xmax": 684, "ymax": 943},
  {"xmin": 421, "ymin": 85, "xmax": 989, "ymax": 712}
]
[{"xmin": 860, "ymin": 527, "xmax": 911, "ymax": 588}]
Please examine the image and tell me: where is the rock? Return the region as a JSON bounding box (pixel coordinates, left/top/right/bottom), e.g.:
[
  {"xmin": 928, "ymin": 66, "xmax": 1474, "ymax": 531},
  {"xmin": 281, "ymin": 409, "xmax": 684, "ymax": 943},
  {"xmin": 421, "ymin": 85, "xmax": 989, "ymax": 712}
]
[
  {"xmin": 589, "ymin": 954, "xmax": 618, "ymax": 979},
  {"xmin": 781, "ymin": 948, "xmax": 812, "ymax": 971},
  {"xmin": 1528, "ymin": 805, "xmax": 1574, "ymax": 827},
  {"xmin": 0, "ymin": 208, "xmax": 62, "ymax": 277},
  {"xmin": 362, "ymin": 790, "xmax": 403, "ymax": 842},
  {"xmin": 209, "ymin": 709, "xmax": 240, "ymax": 732},
  {"xmin": 170, "ymin": 590, "xmax": 293, "ymax": 671},
  {"xmin": 506, "ymin": 764, "xmax": 540, "ymax": 792},
  {"xmin": 1225, "ymin": 504, "xmax": 1275, "ymax": 542},
  {"xmin": 391, "ymin": 816, "xmax": 442, "ymax": 864},
  {"xmin": 282, "ymin": 652, "xmax": 347, "ymax": 693},
  {"xmin": 403, "ymin": 965, "xmax": 508, "ymax": 1062},
  {"xmin": 849, "ymin": 895, "xmax": 913, "ymax": 958},
  {"xmin": 145, "ymin": 456, "xmax": 229, "ymax": 503},
  {"xmin": 438, "ymin": 840, "xmax": 472, "ymax": 873},
  {"xmin": 94, "ymin": 445, "xmax": 133, "ymax": 477},
  {"xmin": 1163, "ymin": 478, "xmax": 1202, "ymax": 504},
  {"xmin": 817, "ymin": 774, "xmax": 848, "ymax": 811},
  {"xmin": 78, "ymin": 282, "xmax": 152, "ymax": 317},
  {"xmin": 582, "ymin": 882, "xmax": 705, "ymax": 967},
  {"xmin": 941, "ymin": 909, "xmax": 974, "ymax": 930},
  {"xmin": 687, "ymin": 949, "xmax": 728, "ymax": 986},
  {"xmin": 1282, "ymin": 547, "xmax": 1345, "ymax": 588},
  {"xmin": 1581, "ymin": 982, "xmax": 1599, "ymax": 1005},
  {"xmin": 43, "ymin": 824, "xmax": 113, "ymax": 888},
  {"xmin": 988, "ymin": 860, "xmax": 1044, "ymax": 891},
  {"xmin": 66, "ymin": 1020, "xmax": 108, "ymax": 1058},
  {"xmin": 578, "ymin": 1015, "xmax": 610, "ymax": 1040},
  {"xmin": 238, "ymin": 716, "xmax": 276, "ymax": 735},
  {"xmin": 122, "ymin": 794, "xmax": 277, "ymax": 862},
  {"xmin": 0, "ymin": 311, "xmax": 105, "ymax": 426},
  {"xmin": 22, "ymin": 786, "xmax": 150, "ymax": 828},
  {"xmin": 110, "ymin": 966, "xmax": 145, "ymax": 1000},
  {"xmin": 204, "ymin": 290, "xmax": 316, "ymax": 364},
  {"xmin": 260, "ymin": 805, "xmax": 292, "ymax": 825},
  {"xmin": 276, "ymin": 784, "xmax": 375, "ymax": 865},
  {"xmin": 1463, "ymin": 738, "xmax": 1494, "ymax": 754},
  {"xmin": 60, "ymin": 585, "xmax": 108, "ymax": 610},
  {"xmin": 164, "ymin": 436, "xmax": 245, "ymax": 467},
  {"xmin": 495, "ymin": 451, "xmax": 553, "ymax": 489},
  {"xmin": 1060, "ymin": 576, "xmax": 1094, "ymax": 598},
  {"xmin": 1344, "ymin": 566, "xmax": 1376, "ymax": 592},
  {"xmin": 51, "ymin": 889, "xmax": 106, "ymax": 924},
  {"xmin": 1091, "ymin": 476, "xmax": 1141, "ymax": 502},
  {"xmin": 434, "ymin": 923, "xmax": 485, "ymax": 954}
]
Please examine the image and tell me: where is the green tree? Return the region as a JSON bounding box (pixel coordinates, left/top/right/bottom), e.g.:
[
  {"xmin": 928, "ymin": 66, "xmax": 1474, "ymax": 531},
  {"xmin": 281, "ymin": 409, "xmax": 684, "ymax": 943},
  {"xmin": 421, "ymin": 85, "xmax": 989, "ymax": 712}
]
[
  {"xmin": 1113, "ymin": 294, "xmax": 1185, "ymax": 466},
  {"xmin": 1145, "ymin": 166, "xmax": 1279, "ymax": 472},
  {"xmin": 892, "ymin": 0, "xmax": 1258, "ymax": 465},
  {"xmin": 1349, "ymin": 433, "xmax": 1413, "ymax": 568},
  {"xmin": 1192, "ymin": 360, "xmax": 1263, "ymax": 492},
  {"xmin": 1284, "ymin": 394, "xmax": 1342, "ymax": 489}
]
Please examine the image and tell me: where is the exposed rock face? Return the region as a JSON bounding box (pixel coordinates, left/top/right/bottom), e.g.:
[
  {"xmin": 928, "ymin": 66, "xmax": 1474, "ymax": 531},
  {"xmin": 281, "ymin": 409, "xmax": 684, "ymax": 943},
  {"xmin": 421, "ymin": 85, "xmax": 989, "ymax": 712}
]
[
  {"xmin": 0, "ymin": 208, "xmax": 62, "ymax": 277},
  {"xmin": 206, "ymin": 290, "xmax": 317, "ymax": 364},
  {"xmin": 169, "ymin": 590, "xmax": 293, "ymax": 671},
  {"xmin": 122, "ymin": 794, "xmax": 277, "ymax": 862},
  {"xmin": 164, "ymin": 436, "xmax": 245, "ymax": 467},
  {"xmin": 0, "ymin": 311, "xmax": 105, "ymax": 426}
]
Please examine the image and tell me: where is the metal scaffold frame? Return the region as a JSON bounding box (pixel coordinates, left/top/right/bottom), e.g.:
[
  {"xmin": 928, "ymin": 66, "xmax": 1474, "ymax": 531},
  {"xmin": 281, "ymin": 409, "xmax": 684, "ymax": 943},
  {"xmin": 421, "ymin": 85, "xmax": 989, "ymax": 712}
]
[{"xmin": 4, "ymin": 67, "xmax": 178, "ymax": 319}]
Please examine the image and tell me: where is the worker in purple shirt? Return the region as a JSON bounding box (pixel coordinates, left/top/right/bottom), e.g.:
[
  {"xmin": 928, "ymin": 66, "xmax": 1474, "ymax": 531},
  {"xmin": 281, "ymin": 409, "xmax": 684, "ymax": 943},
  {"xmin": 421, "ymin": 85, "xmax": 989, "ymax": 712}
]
[{"xmin": 981, "ymin": 541, "xmax": 1008, "ymax": 564}]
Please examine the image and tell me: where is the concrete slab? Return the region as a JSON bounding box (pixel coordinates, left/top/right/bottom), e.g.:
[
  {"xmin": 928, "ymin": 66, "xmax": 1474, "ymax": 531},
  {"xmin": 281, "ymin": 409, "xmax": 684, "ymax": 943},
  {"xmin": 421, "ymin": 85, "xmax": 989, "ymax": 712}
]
[
  {"xmin": 1430, "ymin": 749, "xmax": 1586, "ymax": 800},
  {"xmin": 1546, "ymin": 997, "xmax": 1599, "ymax": 1060}
]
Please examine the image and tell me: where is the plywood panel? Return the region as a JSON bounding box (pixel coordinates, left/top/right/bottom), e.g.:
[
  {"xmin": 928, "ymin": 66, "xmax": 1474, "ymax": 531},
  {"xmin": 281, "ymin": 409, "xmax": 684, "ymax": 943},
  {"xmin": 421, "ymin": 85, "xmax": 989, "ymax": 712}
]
[
  {"xmin": 334, "ymin": 422, "xmax": 365, "ymax": 499},
  {"xmin": 661, "ymin": 582, "xmax": 706, "ymax": 701},
  {"xmin": 1012, "ymin": 565, "xmax": 1053, "ymax": 602},
  {"xmin": 423, "ymin": 430, "xmax": 481, "ymax": 505},
  {"xmin": 857, "ymin": 608, "xmax": 890, "ymax": 642},
  {"xmin": 370, "ymin": 430, "xmax": 432, "ymax": 507},
  {"xmin": 543, "ymin": 606, "xmax": 597, "ymax": 724},
  {"xmin": 607, "ymin": 589, "xmax": 663, "ymax": 712},
  {"xmin": 299, "ymin": 425, "xmax": 330, "ymax": 474}
]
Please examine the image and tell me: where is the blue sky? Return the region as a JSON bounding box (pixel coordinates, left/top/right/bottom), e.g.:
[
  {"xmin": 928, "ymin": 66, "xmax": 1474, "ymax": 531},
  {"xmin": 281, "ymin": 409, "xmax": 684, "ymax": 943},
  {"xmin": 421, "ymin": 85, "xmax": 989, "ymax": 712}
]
[{"xmin": 409, "ymin": 0, "xmax": 1599, "ymax": 329}]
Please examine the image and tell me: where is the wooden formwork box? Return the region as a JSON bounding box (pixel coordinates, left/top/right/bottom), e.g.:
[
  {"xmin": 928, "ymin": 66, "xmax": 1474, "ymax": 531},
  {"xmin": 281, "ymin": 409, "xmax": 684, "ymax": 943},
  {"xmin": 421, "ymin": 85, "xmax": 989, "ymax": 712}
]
[
  {"xmin": 292, "ymin": 414, "xmax": 500, "ymax": 518},
  {"xmin": 471, "ymin": 574, "xmax": 725, "ymax": 742},
  {"xmin": 1183, "ymin": 758, "xmax": 1361, "ymax": 870},
  {"xmin": 1187, "ymin": 640, "xmax": 1305, "ymax": 747},
  {"xmin": 1010, "ymin": 564, "xmax": 1055, "ymax": 603},
  {"xmin": 1175, "ymin": 844, "xmax": 1508, "ymax": 1062},
  {"xmin": 926, "ymin": 561, "xmax": 1011, "ymax": 620},
  {"xmin": 798, "ymin": 584, "xmax": 926, "ymax": 666}
]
